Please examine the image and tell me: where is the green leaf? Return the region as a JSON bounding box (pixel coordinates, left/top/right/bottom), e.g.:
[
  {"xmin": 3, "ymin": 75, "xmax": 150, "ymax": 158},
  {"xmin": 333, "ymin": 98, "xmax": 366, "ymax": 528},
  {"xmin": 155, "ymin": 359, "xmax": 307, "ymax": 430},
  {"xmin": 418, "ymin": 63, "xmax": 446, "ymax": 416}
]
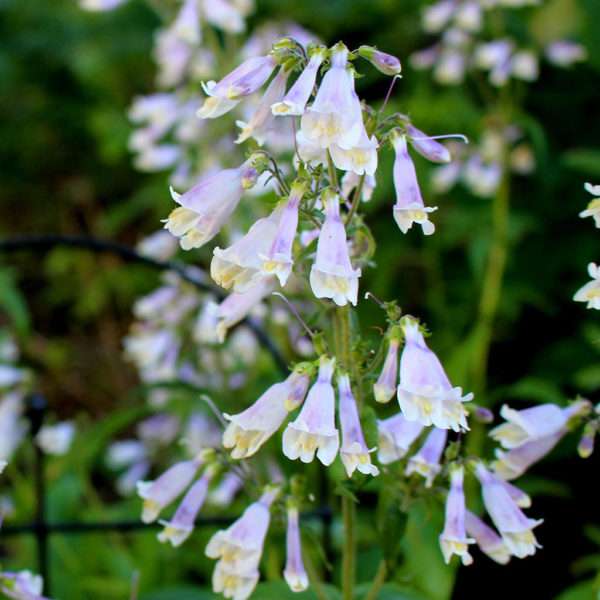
[
  {"xmin": 140, "ymin": 586, "xmax": 215, "ymax": 600},
  {"xmin": 555, "ymin": 580, "xmax": 596, "ymax": 600}
]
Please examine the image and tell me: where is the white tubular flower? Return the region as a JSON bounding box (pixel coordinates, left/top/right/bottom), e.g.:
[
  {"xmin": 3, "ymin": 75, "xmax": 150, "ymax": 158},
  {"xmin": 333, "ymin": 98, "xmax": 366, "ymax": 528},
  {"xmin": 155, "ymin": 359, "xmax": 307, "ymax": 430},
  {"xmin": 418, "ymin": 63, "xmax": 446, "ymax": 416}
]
[
  {"xmin": 214, "ymin": 278, "xmax": 277, "ymax": 343},
  {"xmin": 309, "ymin": 190, "xmax": 361, "ymax": 306},
  {"xmin": 0, "ymin": 570, "xmax": 48, "ymax": 600},
  {"xmin": 574, "ymin": 263, "xmax": 600, "ymax": 309},
  {"xmin": 492, "ymin": 430, "xmax": 565, "ymax": 480},
  {"xmin": 476, "ymin": 463, "xmax": 542, "ymax": 558},
  {"xmin": 223, "ymin": 369, "xmax": 310, "ymax": 459},
  {"xmin": 172, "ymin": 0, "xmax": 202, "ymax": 45},
  {"xmin": 341, "ymin": 171, "xmax": 376, "ymax": 202},
  {"xmin": 397, "ymin": 318, "xmax": 472, "ymax": 431},
  {"xmin": 212, "ymin": 562, "xmax": 258, "ymax": 600},
  {"xmin": 283, "ymin": 506, "xmax": 309, "ymax": 592},
  {"xmin": 338, "ymin": 373, "xmax": 379, "ymax": 477},
  {"xmin": 579, "ymin": 182, "xmax": 600, "ymax": 227},
  {"xmin": 164, "ymin": 163, "xmax": 257, "ymax": 251},
  {"xmin": 300, "ymin": 43, "xmax": 363, "ymax": 150},
  {"xmin": 439, "ymin": 466, "xmax": 474, "ymax": 566},
  {"xmin": 259, "ymin": 181, "xmax": 306, "ymax": 286},
  {"xmin": 282, "ymin": 356, "xmax": 339, "ymax": 466},
  {"xmin": 405, "ymin": 427, "xmax": 447, "ymax": 487},
  {"xmin": 236, "ymin": 68, "xmax": 289, "ymax": 145},
  {"xmin": 158, "ymin": 466, "xmax": 216, "ymax": 547},
  {"xmin": 198, "ymin": 81, "xmax": 240, "ymax": 119},
  {"xmin": 206, "ymin": 487, "xmax": 278, "ymax": 570},
  {"xmin": 392, "ymin": 133, "xmax": 437, "ymax": 235},
  {"xmin": 330, "ymin": 128, "xmax": 379, "ymax": 176},
  {"xmin": 202, "ymin": 0, "xmax": 247, "ymax": 34},
  {"xmin": 208, "ymin": 54, "xmax": 277, "ymax": 101},
  {"xmin": 272, "ymin": 47, "xmax": 327, "ymax": 116},
  {"xmin": 406, "ymin": 124, "xmax": 451, "ymax": 164},
  {"xmin": 465, "ymin": 510, "xmax": 511, "ymax": 565},
  {"xmin": 373, "ymin": 334, "xmax": 400, "ymax": 404},
  {"xmin": 211, "ymin": 206, "xmax": 283, "ymax": 293},
  {"xmin": 377, "ymin": 413, "xmax": 424, "ymax": 464},
  {"xmin": 35, "ymin": 422, "xmax": 75, "ymax": 456},
  {"xmin": 136, "ymin": 458, "xmax": 201, "ymax": 523}
]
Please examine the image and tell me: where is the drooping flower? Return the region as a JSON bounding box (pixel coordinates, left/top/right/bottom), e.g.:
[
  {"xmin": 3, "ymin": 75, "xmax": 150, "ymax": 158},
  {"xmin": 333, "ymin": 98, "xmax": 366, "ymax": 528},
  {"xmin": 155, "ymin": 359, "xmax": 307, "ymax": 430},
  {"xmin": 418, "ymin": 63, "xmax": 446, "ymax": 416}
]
[
  {"xmin": 357, "ymin": 45, "xmax": 402, "ymax": 76},
  {"xmin": 164, "ymin": 163, "xmax": 258, "ymax": 250},
  {"xmin": 136, "ymin": 457, "xmax": 202, "ymax": 523},
  {"xmin": 338, "ymin": 373, "xmax": 379, "ymax": 477},
  {"xmin": 300, "ymin": 43, "xmax": 363, "ymax": 150},
  {"xmin": 158, "ymin": 465, "xmax": 217, "ymax": 547},
  {"xmin": 574, "ymin": 263, "xmax": 600, "ymax": 309},
  {"xmin": 391, "ymin": 132, "xmax": 437, "ymax": 235},
  {"xmin": 373, "ymin": 331, "xmax": 400, "ymax": 404},
  {"xmin": 397, "ymin": 317, "xmax": 472, "ymax": 431},
  {"xmin": 282, "ymin": 356, "xmax": 339, "ymax": 466},
  {"xmin": 206, "ymin": 487, "xmax": 278, "ymax": 570},
  {"xmin": 439, "ymin": 465, "xmax": 474, "ymax": 565},
  {"xmin": 309, "ymin": 190, "xmax": 361, "ymax": 306},
  {"xmin": 223, "ymin": 368, "xmax": 310, "ymax": 459},
  {"xmin": 377, "ymin": 413, "xmax": 424, "ymax": 464},
  {"xmin": 272, "ymin": 47, "xmax": 327, "ymax": 116},
  {"xmin": 211, "ymin": 205, "xmax": 283, "ymax": 292},
  {"xmin": 475, "ymin": 463, "xmax": 542, "ymax": 558},
  {"xmin": 330, "ymin": 128, "xmax": 379, "ymax": 176},
  {"xmin": 579, "ymin": 182, "xmax": 600, "ymax": 228},
  {"xmin": 283, "ymin": 505, "xmax": 309, "ymax": 592},
  {"xmin": 258, "ymin": 181, "xmax": 306, "ymax": 286},
  {"xmin": 464, "ymin": 510, "xmax": 511, "ymax": 565},
  {"xmin": 211, "ymin": 562, "xmax": 259, "ymax": 600},
  {"xmin": 405, "ymin": 427, "xmax": 447, "ymax": 487},
  {"xmin": 236, "ymin": 68, "xmax": 290, "ymax": 145},
  {"xmin": 209, "ymin": 471, "xmax": 243, "ymax": 507},
  {"xmin": 406, "ymin": 124, "xmax": 451, "ymax": 163}
]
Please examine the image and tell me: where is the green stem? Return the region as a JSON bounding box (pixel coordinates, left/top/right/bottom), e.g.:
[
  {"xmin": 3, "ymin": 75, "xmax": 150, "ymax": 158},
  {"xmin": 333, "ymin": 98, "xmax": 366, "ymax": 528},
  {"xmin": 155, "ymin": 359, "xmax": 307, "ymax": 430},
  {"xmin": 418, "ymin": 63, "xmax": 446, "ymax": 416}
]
[
  {"xmin": 327, "ymin": 150, "xmax": 339, "ymax": 190},
  {"xmin": 364, "ymin": 559, "xmax": 387, "ymax": 600},
  {"xmin": 345, "ymin": 174, "xmax": 365, "ymax": 225},
  {"xmin": 342, "ymin": 495, "xmax": 356, "ymax": 600}
]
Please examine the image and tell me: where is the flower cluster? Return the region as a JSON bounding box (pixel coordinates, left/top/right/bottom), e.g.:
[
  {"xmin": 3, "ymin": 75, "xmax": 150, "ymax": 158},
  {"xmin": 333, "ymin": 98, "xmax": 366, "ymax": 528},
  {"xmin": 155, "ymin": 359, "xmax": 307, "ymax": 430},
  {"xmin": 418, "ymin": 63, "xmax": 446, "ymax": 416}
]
[{"xmin": 574, "ymin": 183, "xmax": 600, "ymax": 309}]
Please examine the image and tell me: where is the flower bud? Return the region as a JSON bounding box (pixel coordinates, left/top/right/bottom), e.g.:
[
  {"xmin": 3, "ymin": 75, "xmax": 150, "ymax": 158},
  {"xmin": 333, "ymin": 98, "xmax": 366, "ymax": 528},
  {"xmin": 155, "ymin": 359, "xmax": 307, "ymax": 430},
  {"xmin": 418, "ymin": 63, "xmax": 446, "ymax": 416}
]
[{"xmin": 358, "ymin": 46, "xmax": 402, "ymax": 76}]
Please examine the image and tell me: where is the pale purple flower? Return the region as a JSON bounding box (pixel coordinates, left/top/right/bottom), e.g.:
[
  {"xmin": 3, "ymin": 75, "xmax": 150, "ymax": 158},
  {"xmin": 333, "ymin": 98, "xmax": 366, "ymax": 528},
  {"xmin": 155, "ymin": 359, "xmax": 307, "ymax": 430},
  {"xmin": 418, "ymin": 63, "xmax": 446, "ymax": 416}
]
[
  {"xmin": 510, "ymin": 51, "xmax": 539, "ymax": 83},
  {"xmin": 406, "ymin": 124, "xmax": 451, "ymax": 164},
  {"xmin": 434, "ymin": 49, "xmax": 467, "ymax": 85},
  {"xmin": 154, "ymin": 28, "xmax": 193, "ymax": 89},
  {"xmin": 309, "ymin": 191, "xmax": 361, "ymax": 306},
  {"xmin": 405, "ymin": 427, "xmax": 447, "ymax": 487},
  {"xmin": 197, "ymin": 81, "xmax": 240, "ymax": 119},
  {"xmin": 545, "ymin": 41, "xmax": 587, "ymax": 67},
  {"xmin": 117, "ymin": 461, "xmax": 151, "ymax": 497},
  {"xmin": 272, "ymin": 47, "xmax": 327, "ymax": 116},
  {"xmin": 136, "ymin": 458, "xmax": 201, "ymax": 523},
  {"xmin": 392, "ymin": 133, "xmax": 437, "ymax": 235},
  {"xmin": 282, "ymin": 356, "xmax": 339, "ymax": 466},
  {"xmin": 283, "ymin": 506, "xmax": 309, "ymax": 592},
  {"xmin": 136, "ymin": 230, "xmax": 179, "ymax": 261},
  {"xmin": 377, "ymin": 413, "xmax": 424, "ymax": 464},
  {"xmin": 164, "ymin": 163, "xmax": 258, "ymax": 250},
  {"xmin": 374, "ymin": 337, "xmax": 400, "ymax": 404},
  {"xmin": 35, "ymin": 422, "xmax": 75, "ymax": 456},
  {"xmin": 465, "ymin": 510, "xmax": 511, "ymax": 565},
  {"xmin": 211, "ymin": 205, "xmax": 283, "ymax": 292},
  {"xmin": 158, "ymin": 466, "xmax": 216, "ymax": 547},
  {"xmin": 223, "ymin": 369, "xmax": 310, "ymax": 459},
  {"xmin": 423, "ymin": 0, "xmax": 456, "ymax": 33},
  {"xmin": 439, "ymin": 466, "xmax": 474, "ymax": 565},
  {"xmin": 397, "ymin": 318, "xmax": 471, "ymax": 431},
  {"xmin": 476, "ymin": 463, "xmax": 542, "ymax": 558},
  {"xmin": 259, "ymin": 181, "xmax": 306, "ymax": 285},
  {"xmin": 172, "ymin": 0, "xmax": 202, "ymax": 45},
  {"xmin": 454, "ymin": 1, "xmax": 481, "ymax": 32},
  {"xmin": 211, "ymin": 562, "xmax": 259, "ymax": 600},
  {"xmin": 300, "ymin": 43, "xmax": 363, "ymax": 149},
  {"xmin": 0, "ymin": 570, "xmax": 50, "ymax": 600},
  {"xmin": 338, "ymin": 373, "xmax": 379, "ymax": 477},
  {"xmin": 358, "ymin": 45, "xmax": 402, "ymax": 75},
  {"xmin": 0, "ymin": 393, "xmax": 27, "ymax": 464},
  {"xmin": 431, "ymin": 161, "xmax": 461, "ymax": 194},
  {"xmin": 137, "ymin": 414, "xmax": 180, "ymax": 446},
  {"xmin": 463, "ymin": 155, "xmax": 502, "ymax": 197},
  {"xmin": 209, "ymin": 471, "xmax": 243, "ymax": 507},
  {"xmin": 203, "ymin": 0, "xmax": 250, "ymax": 34},
  {"xmin": 0, "ymin": 365, "xmax": 26, "ymax": 388},
  {"xmin": 574, "ymin": 263, "xmax": 600, "ymax": 309}
]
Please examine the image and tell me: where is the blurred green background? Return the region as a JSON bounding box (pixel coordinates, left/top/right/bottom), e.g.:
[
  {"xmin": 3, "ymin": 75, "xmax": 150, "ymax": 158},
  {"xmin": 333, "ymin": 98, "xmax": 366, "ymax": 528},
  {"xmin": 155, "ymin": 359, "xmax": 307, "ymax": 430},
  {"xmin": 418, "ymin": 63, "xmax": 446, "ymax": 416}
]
[{"xmin": 1, "ymin": 0, "xmax": 600, "ymax": 598}]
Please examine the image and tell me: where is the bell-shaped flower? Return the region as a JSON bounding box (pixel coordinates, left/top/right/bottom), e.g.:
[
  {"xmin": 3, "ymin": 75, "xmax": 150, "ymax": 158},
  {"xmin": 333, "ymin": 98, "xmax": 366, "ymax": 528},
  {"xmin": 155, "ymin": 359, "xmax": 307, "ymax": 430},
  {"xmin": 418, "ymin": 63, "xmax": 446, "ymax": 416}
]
[
  {"xmin": 223, "ymin": 368, "xmax": 310, "ymax": 459},
  {"xmin": 211, "ymin": 205, "xmax": 283, "ymax": 292},
  {"xmin": 300, "ymin": 43, "xmax": 363, "ymax": 150},
  {"xmin": 465, "ymin": 510, "xmax": 511, "ymax": 565},
  {"xmin": 358, "ymin": 45, "xmax": 402, "ymax": 76},
  {"xmin": 492, "ymin": 430, "xmax": 565, "ymax": 480},
  {"xmin": 490, "ymin": 403, "xmax": 571, "ymax": 449},
  {"xmin": 338, "ymin": 373, "xmax": 379, "ymax": 477},
  {"xmin": 212, "ymin": 562, "xmax": 259, "ymax": 600},
  {"xmin": 272, "ymin": 47, "xmax": 327, "ymax": 116},
  {"xmin": 392, "ymin": 133, "xmax": 437, "ymax": 235},
  {"xmin": 282, "ymin": 356, "xmax": 339, "ymax": 466},
  {"xmin": 373, "ymin": 333, "xmax": 400, "ymax": 404},
  {"xmin": 136, "ymin": 457, "xmax": 202, "ymax": 523},
  {"xmin": 439, "ymin": 465, "xmax": 474, "ymax": 565},
  {"xmin": 206, "ymin": 487, "xmax": 278, "ymax": 570},
  {"xmin": 197, "ymin": 81, "xmax": 240, "ymax": 119},
  {"xmin": 259, "ymin": 181, "xmax": 306, "ymax": 286},
  {"xmin": 405, "ymin": 427, "xmax": 447, "ymax": 487},
  {"xmin": 574, "ymin": 263, "xmax": 600, "ymax": 309},
  {"xmin": 283, "ymin": 505, "xmax": 309, "ymax": 592},
  {"xmin": 330, "ymin": 128, "xmax": 379, "ymax": 176},
  {"xmin": 164, "ymin": 163, "xmax": 258, "ymax": 250},
  {"xmin": 158, "ymin": 465, "xmax": 217, "ymax": 547},
  {"xmin": 236, "ymin": 68, "xmax": 289, "ymax": 145},
  {"xmin": 377, "ymin": 413, "xmax": 424, "ymax": 464},
  {"xmin": 475, "ymin": 463, "xmax": 542, "ymax": 558},
  {"xmin": 172, "ymin": 0, "xmax": 202, "ymax": 45},
  {"xmin": 397, "ymin": 318, "xmax": 472, "ymax": 431},
  {"xmin": 406, "ymin": 124, "xmax": 451, "ymax": 163},
  {"xmin": 309, "ymin": 191, "xmax": 361, "ymax": 306}
]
